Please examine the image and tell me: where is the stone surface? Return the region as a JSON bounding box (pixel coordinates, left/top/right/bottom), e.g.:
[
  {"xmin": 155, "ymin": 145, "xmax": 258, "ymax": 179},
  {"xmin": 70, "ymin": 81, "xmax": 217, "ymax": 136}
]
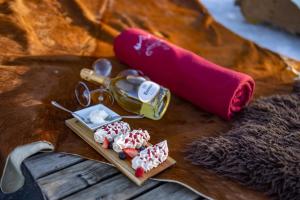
[{"xmin": 237, "ymin": 0, "xmax": 300, "ymax": 34}]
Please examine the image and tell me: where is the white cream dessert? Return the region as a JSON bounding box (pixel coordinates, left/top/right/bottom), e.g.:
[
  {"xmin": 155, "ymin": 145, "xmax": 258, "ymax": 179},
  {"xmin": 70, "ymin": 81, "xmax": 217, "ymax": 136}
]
[
  {"xmin": 113, "ymin": 129, "xmax": 150, "ymax": 153},
  {"xmin": 89, "ymin": 109, "xmax": 109, "ymax": 124},
  {"xmin": 94, "ymin": 121, "xmax": 130, "ymax": 143},
  {"xmin": 132, "ymin": 140, "xmax": 168, "ymax": 172}
]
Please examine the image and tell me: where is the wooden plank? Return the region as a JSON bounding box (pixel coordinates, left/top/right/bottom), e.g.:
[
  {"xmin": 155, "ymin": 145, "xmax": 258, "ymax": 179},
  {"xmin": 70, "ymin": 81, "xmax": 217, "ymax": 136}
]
[
  {"xmin": 24, "ymin": 152, "xmax": 84, "ymax": 179},
  {"xmin": 65, "ymin": 118, "xmax": 176, "ymax": 186},
  {"xmin": 24, "ymin": 152, "xmax": 204, "ymax": 200},
  {"xmin": 37, "ymin": 160, "xmax": 119, "ymax": 200},
  {"xmin": 134, "ymin": 182, "xmax": 200, "ymax": 200},
  {"xmin": 63, "ymin": 174, "xmax": 161, "ymax": 200}
]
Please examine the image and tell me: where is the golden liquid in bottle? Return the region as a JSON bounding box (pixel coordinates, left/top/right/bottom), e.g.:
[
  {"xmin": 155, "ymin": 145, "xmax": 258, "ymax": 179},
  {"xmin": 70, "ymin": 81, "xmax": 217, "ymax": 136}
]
[
  {"xmin": 110, "ymin": 76, "xmax": 170, "ymax": 120},
  {"xmin": 80, "ymin": 68, "xmax": 171, "ymax": 120}
]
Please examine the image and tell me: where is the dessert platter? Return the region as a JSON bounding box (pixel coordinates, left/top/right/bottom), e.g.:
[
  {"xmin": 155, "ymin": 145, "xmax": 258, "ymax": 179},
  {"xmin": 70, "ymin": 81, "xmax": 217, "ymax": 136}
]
[{"xmin": 65, "ymin": 104, "xmax": 176, "ymax": 185}]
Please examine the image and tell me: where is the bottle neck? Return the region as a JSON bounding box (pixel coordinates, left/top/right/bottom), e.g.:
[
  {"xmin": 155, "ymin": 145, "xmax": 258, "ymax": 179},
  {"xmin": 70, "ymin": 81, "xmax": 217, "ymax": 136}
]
[{"xmin": 80, "ymin": 68, "xmax": 110, "ymax": 88}]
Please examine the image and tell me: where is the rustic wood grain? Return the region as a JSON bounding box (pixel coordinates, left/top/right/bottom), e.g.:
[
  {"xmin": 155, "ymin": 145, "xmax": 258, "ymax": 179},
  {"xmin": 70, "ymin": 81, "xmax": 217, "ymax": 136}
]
[
  {"xmin": 134, "ymin": 181, "xmax": 200, "ymax": 200},
  {"xmin": 23, "ymin": 152, "xmax": 84, "ymax": 179},
  {"xmin": 63, "ymin": 174, "xmax": 161, "ymax": 200},
  {"xmin": 25, "ymin": 152, "xmax": 203, "ymax": 200},
  {"xmin": 25, "ymin": 153, "xmax": 203, "ymax": 200},
  {"xmin": 37, "ymin": 160, "xmax": 119, "ymax": 200},
  {"xmin": 65, "ymin": 118, "xmax": 176, "ymax": 186}
]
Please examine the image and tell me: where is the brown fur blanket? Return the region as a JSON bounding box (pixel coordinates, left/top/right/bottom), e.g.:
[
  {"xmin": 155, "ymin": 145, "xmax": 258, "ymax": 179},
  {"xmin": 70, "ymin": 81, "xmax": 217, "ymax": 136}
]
[{"xmin": 186, "ymin": 81, "xmax": 300, "ymax": 200}]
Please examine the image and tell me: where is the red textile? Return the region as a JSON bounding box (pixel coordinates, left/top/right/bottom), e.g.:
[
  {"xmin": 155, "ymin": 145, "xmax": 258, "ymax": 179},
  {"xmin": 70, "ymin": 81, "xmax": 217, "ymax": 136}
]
[{"xmin": 114, "ymin": 28, "xmax": 255, "ymax": 120}]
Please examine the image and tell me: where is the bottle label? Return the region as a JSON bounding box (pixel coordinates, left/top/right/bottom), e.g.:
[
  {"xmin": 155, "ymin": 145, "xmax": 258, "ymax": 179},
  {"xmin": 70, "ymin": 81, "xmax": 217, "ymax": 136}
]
[{"xmin": 138, "ymin": 81, "xmax": 160, "ymax": 103}]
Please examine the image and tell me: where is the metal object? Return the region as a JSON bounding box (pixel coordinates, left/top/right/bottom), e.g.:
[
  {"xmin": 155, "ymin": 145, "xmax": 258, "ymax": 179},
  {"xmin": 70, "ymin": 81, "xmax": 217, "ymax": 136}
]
[
  {"xmin": 51, "ymin": 101, "xmax": 144, "ymax": 131},
  {"xmin": 51, "ymin": 101, "xmax": 90, "ymax": 124}
]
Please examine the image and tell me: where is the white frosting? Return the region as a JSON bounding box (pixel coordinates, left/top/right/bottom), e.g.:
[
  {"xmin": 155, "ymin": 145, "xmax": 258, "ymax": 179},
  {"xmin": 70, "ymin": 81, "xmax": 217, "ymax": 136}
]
[
  {"xmin": 89, "ymin": 109, "xmax": 108, "ymax": 124},
  {"xmin": 113, "ymin": 129, "xmax": 150, "ymax": 153},
  {"xmin": 132, "ymin": 140, "xmax": 168, "ymax": 172},
  {"xmin": 94, "ymin": 121, "xmax": 130, "ymax": 143}
]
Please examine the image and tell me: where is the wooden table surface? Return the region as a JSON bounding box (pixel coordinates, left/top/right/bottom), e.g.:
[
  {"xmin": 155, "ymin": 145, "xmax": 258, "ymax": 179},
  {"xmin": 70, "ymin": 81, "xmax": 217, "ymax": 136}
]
[{"xmin": 21, "ymin": 152, "xmax": 205, "ymax": 200}]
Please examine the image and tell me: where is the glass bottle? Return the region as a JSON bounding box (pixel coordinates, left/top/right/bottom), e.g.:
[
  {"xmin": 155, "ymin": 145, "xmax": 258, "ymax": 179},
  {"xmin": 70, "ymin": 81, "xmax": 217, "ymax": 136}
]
[{"xmin": 80, "ymin": 68, "xmax": 171, "ymax": 120}]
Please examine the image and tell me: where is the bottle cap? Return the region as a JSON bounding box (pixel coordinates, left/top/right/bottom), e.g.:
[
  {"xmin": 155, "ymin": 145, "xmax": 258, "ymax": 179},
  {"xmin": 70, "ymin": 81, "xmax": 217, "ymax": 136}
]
[
  {"xmin": 80, "ymin": 68, "xmax": 94, "ymax": 81},
  {"xmin": 80, "ymin": 68, "xmax": 106, "ymax": 85}
]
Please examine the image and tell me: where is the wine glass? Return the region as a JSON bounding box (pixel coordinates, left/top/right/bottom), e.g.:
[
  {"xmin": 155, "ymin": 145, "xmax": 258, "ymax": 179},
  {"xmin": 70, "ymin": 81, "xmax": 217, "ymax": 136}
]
[
  {"xmin": 92, "ymin": 58, "xmax": 112, "ymax": 77},
  {"xmin": 75, "ymin": 58, "xmax": 113, "ymax": 106},
  {"xmin": 75, "ymin": 58, "xmax": 149, "ymax": 107},
  {"xmin": 75, "ymin": 81, "xmax": 114, "ymax": 107}
]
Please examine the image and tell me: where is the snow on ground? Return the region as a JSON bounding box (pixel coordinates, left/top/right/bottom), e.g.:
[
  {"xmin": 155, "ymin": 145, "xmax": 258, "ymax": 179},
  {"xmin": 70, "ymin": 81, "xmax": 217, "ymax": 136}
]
[{"xmin": 200, "ymin": 0, "xmax": 300, "ymax": 61}]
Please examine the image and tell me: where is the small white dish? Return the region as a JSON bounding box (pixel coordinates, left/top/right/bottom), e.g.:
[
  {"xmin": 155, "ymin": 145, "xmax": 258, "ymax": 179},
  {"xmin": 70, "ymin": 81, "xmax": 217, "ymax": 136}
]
[{"xmin": 73, "ymin": 104, "xmax": 121, "ymax": 131}]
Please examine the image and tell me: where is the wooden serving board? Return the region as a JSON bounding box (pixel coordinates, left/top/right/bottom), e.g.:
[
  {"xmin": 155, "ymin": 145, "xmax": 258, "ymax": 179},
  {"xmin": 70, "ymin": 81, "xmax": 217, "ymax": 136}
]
[{"xmin": 65, "ymin": 118, "xmax": 176, "ymax": 186}]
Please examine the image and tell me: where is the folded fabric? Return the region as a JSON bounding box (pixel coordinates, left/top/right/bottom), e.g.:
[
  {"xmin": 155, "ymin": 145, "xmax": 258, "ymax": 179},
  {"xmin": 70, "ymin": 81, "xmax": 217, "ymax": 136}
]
[
  {"xmin": 114, "ymin": 28, "xmax": 255, "ymax": 119},
  {"xmin": 0, "ymin": 141, "xmax": 54, "ymax": 193}
]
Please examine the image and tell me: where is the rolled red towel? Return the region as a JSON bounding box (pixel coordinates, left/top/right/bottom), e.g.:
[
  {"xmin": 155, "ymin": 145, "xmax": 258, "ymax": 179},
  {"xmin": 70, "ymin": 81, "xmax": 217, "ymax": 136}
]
[{"xmin": 113, "ymin": 28, "xmax": 255, "ymax": 120}]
